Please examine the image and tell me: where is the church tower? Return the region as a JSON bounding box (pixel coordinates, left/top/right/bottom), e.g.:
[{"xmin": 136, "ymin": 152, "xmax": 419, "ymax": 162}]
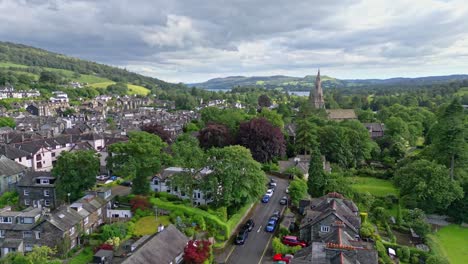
[{"xmin": 309, "ymin": 69, "xmax": 325, "ymax": 109}]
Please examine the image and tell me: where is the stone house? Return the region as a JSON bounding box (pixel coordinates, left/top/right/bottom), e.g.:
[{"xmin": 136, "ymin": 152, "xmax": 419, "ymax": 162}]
[
  {"xmin": 0, "ymin": 155, "xmax": 27, "ymax": 194},
  {"xmin": 326, "ymin": 109, "xmax": 357, "ymax": 121},
  {"xmin": 150, "ymin": 167, "xmax": 213, "ymax": 206},
  {"xmin": 0, "ymin": 145, "xmax": 33, "ymax": 168},
  {"xmin": 364, "ymin": 123, "xmax": 385, "ymax": 139},
  {"xmin": 16, "ymin": 171, "xmax": 59, "ymax": 209}
]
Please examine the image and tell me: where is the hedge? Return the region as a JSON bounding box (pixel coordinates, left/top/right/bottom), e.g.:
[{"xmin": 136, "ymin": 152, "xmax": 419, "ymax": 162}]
[
  {"xmin": 381, "ymin": 241, "xmax": 431, "ymax": 260},
  {"xmin": 150, "ymin": 198, "xmax": 229, "ymax": 239}
]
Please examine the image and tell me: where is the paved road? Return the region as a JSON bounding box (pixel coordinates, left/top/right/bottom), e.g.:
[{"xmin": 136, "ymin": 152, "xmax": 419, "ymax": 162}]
[{"xmin": 225, "ymin": 176, "xmax": 289, "ymax": 264}]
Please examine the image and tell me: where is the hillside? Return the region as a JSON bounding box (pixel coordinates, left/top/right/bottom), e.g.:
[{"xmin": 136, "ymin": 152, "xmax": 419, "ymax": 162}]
[
  {"xmin": 190, "ymin": 74, "xmax": 468, "ymax": 91},
  {"xmin": 0, "ymin": 41, "xmax": 179, "ymax": 94}
]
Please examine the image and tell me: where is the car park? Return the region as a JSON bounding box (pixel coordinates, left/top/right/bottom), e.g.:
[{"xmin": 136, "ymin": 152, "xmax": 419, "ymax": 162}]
[
  {"xmin": 243, "ymin": 219, "xmax": 255, "ymax": 232},
  {"xmin": 280, "ymin": 196, "xmax": 288, "ymax": 205},
  {"xmin": 265, "ymin": 217, "xmax": 277, "ymax": 232},
  {"xmin": 282, "ymin": 236, "xmax": 307, "ymax": 247},
  {"xmin": 266, "ymin": 189, "xmax": 274, "ymax": 197},
  {"xmin": 235, "ymin": 229, "xmax": 249, "ymax": 245},
  {"xmin": 262, "ymin": 195, "xmax": 270, "ymax": 203}
]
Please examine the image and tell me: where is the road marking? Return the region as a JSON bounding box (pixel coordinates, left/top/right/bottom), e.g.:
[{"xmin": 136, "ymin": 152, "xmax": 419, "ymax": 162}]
[
  {"xmin": 224, "ymin": 245, "xmax": 236, "ymax": 263},
  {"xmin": 257, "ymin": 225, "xmax": 262, "ymax": 233},
  {"xmin": 258, "ymin": 233, "xmax": 274, "ymax": 264}
]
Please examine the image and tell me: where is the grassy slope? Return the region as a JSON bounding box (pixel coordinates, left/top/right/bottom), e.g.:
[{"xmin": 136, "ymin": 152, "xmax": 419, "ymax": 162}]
[
  {"xmin": 428, "ymin": 225, "xmax": 468, "ymax": 264},
  {"xmin": 90, "ymin": 82, "xmax": 150, "ymax": 95},
  {"xmin": 350, "ymin": 177, "xmax": 399, "ymax": 197}
]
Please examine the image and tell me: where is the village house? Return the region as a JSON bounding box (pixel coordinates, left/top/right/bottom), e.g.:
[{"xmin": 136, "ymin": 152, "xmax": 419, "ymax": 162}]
[
  {"xmin": 151, "ymin": 167, "xmax": 213, "ymax": 206},
  {"xmin": 0, "ymin": 155, "xmax": 27, "ymax": 195},
  {"xmin": 0, "ymin": 85, "xmax": 40, "ymax": 99},
  {"xmin": 364, "ymin": 123, "xmax": 385, "ymax": 139},
  {"xmin": 278, "ymin": 155, "xmax": 331, "ymax": 179},
  {"xmin": 326, "ymin": 109, "xmax": 357, "ymax": 121},
  {"xmin": 16, "ymin": 171, "xmax": 58, "ymax": 209},
  {"xmin": 292, "ymin": 193, "xmax": 378, "ymax": 264}
]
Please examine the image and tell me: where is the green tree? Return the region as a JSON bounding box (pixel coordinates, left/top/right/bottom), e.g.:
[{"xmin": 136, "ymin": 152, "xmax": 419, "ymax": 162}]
[
  {"xmin": 307, "ymin": 146, "xmax": 326, "ymax": 197},
  {"xmin": 394, "ymin": 159, "xmax": 463, "ymax": 212},
  {"xmin": 39, "ymin": 71, "xmax": 62, "ymax": 84},
  {"xmin": 257, "ymin": 108, "xmax": 284, "ymax": 129},
  {"xmin": 289, "ymin": 178, "xmax": 308, "ymax": 206},
  {"xmin": 203, "ymin": 146, "xmax": 266, "ymax": 210},
  {"xmin": 0, "ymin": 245, "xmax": 60, "ymax": 264},
  {"xmin": 106, "ymin": 82, "xmax": 128, "ymax": 96},
  {"xmin": 295, "ymin": 117, "xmax": 318, "ymax": 154},
  {"xmin": 0, "ymin": 117, "xmax": 15, "ymax": 128},
  {"xmin": 107, "ymin": 132, "xmax": 169, "ymax": 195},
  {"xmin": 52, "ymin": 150, "xmax": 99, "ymax": 201}
]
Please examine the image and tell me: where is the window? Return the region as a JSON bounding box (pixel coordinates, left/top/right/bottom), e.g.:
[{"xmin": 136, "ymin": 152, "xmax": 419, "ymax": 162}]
[
  {"xmin": 320, "ymin": 225, "xmax": 330, "ymax": 233},
  {"xmin": 197, "ymin": 193, "xmax": 201, "ymax": 199},
  {"xmin": 154, "ymin": 180, "xmax": 159, "ymax": 185},
  {"xmin": 19, "ymin": 157, "xmax": 22, "ymax": 162},
  {"xmin": 35, "ymin": 231, "xmax": 41, "ymax": 239},
  {"xmin": 0, "ymin": 217, "xmax": 12, "ymax": 223},
  {"xmin": 40, "ymin": 179, "xmax": 50, "ymax": 184},
  {"xmin": 21, "ymin": 217, "xmax": 33, "ymax": 224},
  {"xmin": 25, "ymin": 244, "xmax": 33, "ymax": 252},
  {"xmin": 23, "ymin": 231, "xmax": 33, "ymax": 238},
  {"xmin": 36, "ymin": 154, "xmax": 41, "ymax": 161},
  {"xmin": 174, "ymin": 186, "xmax": 178, "ymax": 192},
  {"xmin": 24, "ymin": 190, "xmax": 30, "ymax": 196},
  {"xmin": 36, "ymin": 162, "xmax": 42, "ymax": 169},
  {"xmin": 84, "ymin": 217, "xmax": 89, "ymax": 225},
  {"xmin": 24, "ymin": 199, "xmax": 30, "ymax": 206},
  {"xmin": 69, "ymin": 227, "xmax": 75, "ymax": 236},
  {"xmin": 97, "ymin": 208, "xmax": 102, "ymax": 216},
  {"xmin": 51, "ymin": 152, "xmax": 56, "ymax": 157},
  {"xmin": 44, "ymin": 190, "xmax": 50, "ymax": 197},
  {"xmin": 44, "ymin": 200, "xmax": 50, "ymax": 206},
  {"xmin": 0, "ymin": 230, "xmax": 5, "ymax": 238}
]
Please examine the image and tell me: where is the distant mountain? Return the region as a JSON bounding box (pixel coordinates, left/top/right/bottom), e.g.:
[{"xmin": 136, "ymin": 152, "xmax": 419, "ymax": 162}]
[
  {"xmin": 189, "ymin": 74, "xmax": 468, "ymax": 91},
  {"xmin": 0, "ymin": 41, "xmax": 180, "ymax": 92}
]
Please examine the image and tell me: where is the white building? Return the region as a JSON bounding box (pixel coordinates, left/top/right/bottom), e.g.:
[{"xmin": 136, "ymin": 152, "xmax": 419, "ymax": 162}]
[{"xmin": 50, "ymin": 91, "xmax": 69, "ymax": 103}]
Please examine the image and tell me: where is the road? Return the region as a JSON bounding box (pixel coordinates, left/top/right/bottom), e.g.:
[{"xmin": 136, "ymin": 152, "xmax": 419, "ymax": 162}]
[{"xmin": 225, "ymin": 176, "xmax": 289, "ymax": 264}]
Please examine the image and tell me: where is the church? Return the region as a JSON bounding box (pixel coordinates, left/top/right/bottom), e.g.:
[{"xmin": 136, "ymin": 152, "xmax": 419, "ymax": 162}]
[{"xmin": 309, "ymin": 70, "xmax": 357, "ymax": 121}]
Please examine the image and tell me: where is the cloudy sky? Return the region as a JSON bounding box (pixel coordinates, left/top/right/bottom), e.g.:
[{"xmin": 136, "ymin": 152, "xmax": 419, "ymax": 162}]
[{"xmin": 1, "ymin": 0, "xmax": 468, "ymax": 83}]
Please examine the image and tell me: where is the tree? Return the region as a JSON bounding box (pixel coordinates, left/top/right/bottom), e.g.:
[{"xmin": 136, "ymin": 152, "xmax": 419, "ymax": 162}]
[
  {"xmin": 203, "ymin": 146, "xmax": 266, "ymax": 210},
  {"xmin": 52, "ymin": 150, "xmax": 99, "ymax": 201},
  {"xmin": 238, "ymin": 118, "xmax": 286, "ymax": 163},
  {"xmin": 198, "ymin": 123, "xmax": 233, "ymax": 149},
  {"xmin": 430, "ymin": 99, "xmax": 467, "ymax": 180},
  {"xmin": 141, "ymin": 123, "xmax": 173, "ymax": 143},
  {"xmin": 107, "ymin": 131, "xmax": 169, "ymax": 195},
  {"xmin": 258, "ymin": 94, "xmax": 272, "ymax": 108},
  {"xmin": 39, "ymin": 71, "xmax": 62, "ymax": 84},
  {"xmin": 394, "ymin": 159, "xmax": 463, "ymax": 212},
  {"xmin": 426, "ymin": 255, "xmax": 450, "ymax": 264},
  {"xmin": 0, "ymin": 117, "xmax": 15, "ymax": 128},
  {"xmin": 318, "ymin": 125, "xmax": 352, "ymax": 167},
  {"xmin": 307, "ymin": 146, "xmax": 326, "ymax": 197},
  {"xmin": 0, "ymin": 245, "xmax": 60, "ymax": 264},
  {"xmin": 257, "ymin": 108, "xmax": 284, "ymax": 129},
  {"xmin": 184, "ymin": 240, "xmax": 211, "ymax": 264},
  {"xmin": 295, "ymin": 117, "xmax": 318, "ymax": 155},
  {"xmin": 289, "ymin": 178, "xmax": 308, "ymax": 206},
  {"xmin": 200, "ymin": 107, "xmax": 251, "ymax": 132},
  {"xmin": 106, "ymin": 82, "xmax": 128, "ymax": 96}
]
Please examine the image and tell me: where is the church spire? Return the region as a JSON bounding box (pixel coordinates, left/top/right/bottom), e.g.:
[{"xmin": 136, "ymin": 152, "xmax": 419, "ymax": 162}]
[{"xmin": 310, "ymin": 69, "xmax": 325, "ymax": 109}]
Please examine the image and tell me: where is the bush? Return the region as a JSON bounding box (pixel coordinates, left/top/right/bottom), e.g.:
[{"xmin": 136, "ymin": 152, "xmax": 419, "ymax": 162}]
[
  {"xmin": 278, "ymin": 227, "xmax": 290, "ymax": 238},
  {"xmin": 401, "ymin": 246, "xmax": 410, "ymax": 262},
  {"xmin": 130, "ymin": 195, "xmax": 151, "ymax": 213},
  {"xmin": 426, "ymin": 255, "xmax": 449, "ymax": 264},
  {"xmin": 272, "ymin": 237, "xmax": 301, "ymax": 255},
  {"xmin": 360, "ymin": 222, "xmax": 375, "ymax": 238},
  {"xmin": 284, "ymin": 166, "xmax": 304, "ymax": 179},
  {"xmin": 184, "ymin": 227, "xmax": 195, "ymax": 237}
]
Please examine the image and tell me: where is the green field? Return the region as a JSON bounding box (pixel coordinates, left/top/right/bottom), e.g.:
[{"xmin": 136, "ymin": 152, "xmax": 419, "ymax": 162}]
[
  {"xmin": 350, "ymin": 177, "xmax": 399, "ymax": 197},
  {"xmin": 90, "ymin": 82, "xmax": 150, "ymax": 95},
  {"xmin": 428, "ymin": 225, "xmax": 468, "ymax": 264},
  {"xmin": 133, "ymin": 216, "xmax": 171, "ymax": 236},
  {"xmin": 0, "ymin": 62, "xmax": 29, "ymax": 68}
]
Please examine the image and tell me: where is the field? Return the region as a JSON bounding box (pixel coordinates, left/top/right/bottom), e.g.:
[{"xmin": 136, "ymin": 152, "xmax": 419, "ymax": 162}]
[
  {"xmin": 133, "ymin": 216, "xmax": 171, "ymax": 236},
  {"xmin": 428, "ymin": 225, "xmax": 468, "ymax": 264},
  {"xmin": 90, "ymin": 82, "xmax": 150, "ymax": 95},
  {"xmin": 350, "ymin": 177, "xmax": 399, "ymax": 197}
]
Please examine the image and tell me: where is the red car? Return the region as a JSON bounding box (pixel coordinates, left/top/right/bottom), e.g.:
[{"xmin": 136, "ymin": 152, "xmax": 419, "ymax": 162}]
[
  {"xmin": 273, "ymin": 253, "xmax": 294, "ymax": 264},
  {"xmin": 282, "ymin": 236, "xmax": 307, "ymax": 247}
]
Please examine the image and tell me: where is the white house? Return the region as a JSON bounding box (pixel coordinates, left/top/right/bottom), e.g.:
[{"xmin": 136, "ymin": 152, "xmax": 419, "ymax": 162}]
[{"xmin": 150, "ymin": 167, "xmax": 213, "ymax": 206}]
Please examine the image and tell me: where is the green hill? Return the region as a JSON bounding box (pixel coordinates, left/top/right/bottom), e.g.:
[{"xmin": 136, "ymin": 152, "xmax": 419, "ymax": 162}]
[{"xmin": 0, "ymin": 41, "xmax": 178, "ymax": 95}]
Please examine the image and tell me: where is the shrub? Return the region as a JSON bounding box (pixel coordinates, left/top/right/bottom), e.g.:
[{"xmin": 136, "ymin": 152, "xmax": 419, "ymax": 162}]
[
  {"xmin": 278, "ymin": 227, "xmax": 290, "ymax": 238},
  {"xmin": 426, "ymin": 255, "xmax": 449, "ymax": 264},
  {"xmin": 376, "ymin": 241, "xmax": 393, "ymax": 264},
  {"xmin": 184, "ymin": 227, "xmax": 195, "ymax": 237},
  {"xmin": 401, "ymin": 246, "xmax": 410, "ymax": 262},
  {"xmin": 130, "ymin": 195, "xmax": 151, "ymax": 213},
  {"xmin": 360, "ymin": 222, "xmax": 375, "ymax": 238},
  {"xmin": 272, "ymin": 237, "xmax": 301, "ymax": 255}
]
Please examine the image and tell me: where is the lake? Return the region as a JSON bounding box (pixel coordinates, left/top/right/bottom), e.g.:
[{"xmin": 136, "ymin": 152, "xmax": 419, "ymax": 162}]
[{"xmin": 203, "ymin": 88, "xmax": 310, "ymax": 97}]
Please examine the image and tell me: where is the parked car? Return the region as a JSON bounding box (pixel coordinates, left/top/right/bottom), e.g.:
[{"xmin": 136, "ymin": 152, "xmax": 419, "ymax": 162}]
[
  {"xmin": 273, "ymin": 253, "xmax": 294, "ymax": 264},
  {"xmin": 120, "ymin": 181, "xmax": 132, "ymax": 187},
  {"xmin": 96, "ymin": 175, "xmax": 109, "ymax": 181},
  {"xmin": 243, "ymin": 219, "xmax": 255, "ymax": 232},
  {"xmin": 280, "ymin": 196, "xmax": 288, "ymax": 205},
  {"xmin": 265, "ymin": 217, "xmax": 277, "ymax": 232},
  {"xmin": 110, "ymin": 176, "xmax": 119, "ymax": 181},
  {"xmin": 285, "ymin": 187, "xmax": 289, "ymax": 194},
  {"xmin": 104, "ymin": 179, "xmax": 114, "ymax": 184},
  {"xmin": 269, "ymin": 181, "xmax": 277, "ymax": 187},
  {"xmin": 266, "ymin": 189, "xmax": 274, "ymax": 197},
  {"xmin": 262, "ymin": 195, "xmax": 270, "ymax": 203},
  {"xmin": 270, "ymin": 178, "xmax": 276, "ymax": 183},
  {"xmin": 235, "ymin": 229, "xmax": 249, "ymax": 245},
  {"xmin": 282, "ymin": 236, "xmax": 307, "ymax": 247},
  {"xmin": 268, "ymin": 182, "xmax": 277, "ymax": 190},
  {"xmin": 272, "ymin": 210, "xmax": 281, "ymax": 218}
]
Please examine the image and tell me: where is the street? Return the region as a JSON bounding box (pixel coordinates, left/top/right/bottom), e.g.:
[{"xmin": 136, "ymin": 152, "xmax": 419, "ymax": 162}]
[{"xmin": 224, "ymin": 176, "xmax": 289, "ymax": 264}]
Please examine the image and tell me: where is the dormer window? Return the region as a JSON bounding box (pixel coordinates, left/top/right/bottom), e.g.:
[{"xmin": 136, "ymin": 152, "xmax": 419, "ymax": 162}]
[
  {"xmin": 320, "ymin": 225, "xmax": 330, "ymax": 233},
  {"xmin": 0, "ymin": 217, "xmax": 12, "ymax": 224}
]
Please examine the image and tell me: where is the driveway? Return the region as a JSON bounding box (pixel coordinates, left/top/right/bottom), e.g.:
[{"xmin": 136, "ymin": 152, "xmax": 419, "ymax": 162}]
[{"xmin": 223, "ymin": 176, "xmax": 289, "ymax": 264}]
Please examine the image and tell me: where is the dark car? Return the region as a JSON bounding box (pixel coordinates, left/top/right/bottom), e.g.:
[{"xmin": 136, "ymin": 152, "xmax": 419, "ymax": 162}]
[
  {"xmin": 120, "ymin": 181, "xmax": 132, "ymax": 187},
  {"xmin": 243, "ymin": 219, "xmax": 255, "ymax": 232},
  {"xmin": 262, "ymin": 195, "xmax": 270, "ymax": 203},
  {"xmin": 272, "ymin": 210, "xmax": 281, "ymax": 218},
  {"xmin": 235, "ymin": 229, "xmax": 249, "ymax": 245},
  {"xmin": 282, "ymin": 236, "xmax": 307, "ymax": 247},
  {"xmin": 280, "ymin": 196, "xmax": 288, "ymax": 205}
]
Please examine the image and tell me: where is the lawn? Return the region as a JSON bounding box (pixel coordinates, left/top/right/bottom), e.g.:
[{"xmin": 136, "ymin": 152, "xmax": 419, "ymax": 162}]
[
  {"xmin": 69, "ymin": 247, "xmax": 93, "ymax": 264},
  {"xmin": 350, "ymin": 177, "xmax": 399, "ymax": 197},
  {"xmin": 90, "ymin": 82, "xmax": 150, "ymax": 95},
  {"xmin": 0, "ymin": 62, "xmax": 28, "ymax": 68},
  {"xmin": 133, "ymin": 216, "xmax": 171, "ymax": 236},
  {"xmin": 429, "ymin": 225, "xmax": 468, "ymax": 264}
]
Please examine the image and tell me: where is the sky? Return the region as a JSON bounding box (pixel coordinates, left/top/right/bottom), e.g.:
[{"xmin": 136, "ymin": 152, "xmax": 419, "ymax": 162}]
[{"xmin": 1, "ymin": 0, "xmax": 468, "ymax": 83}]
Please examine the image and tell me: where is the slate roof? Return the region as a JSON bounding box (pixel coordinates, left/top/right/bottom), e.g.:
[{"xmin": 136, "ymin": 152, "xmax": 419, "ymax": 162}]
[
  {"xmin": 0, "ymin": 155, "xmax": 27, "ymax": 176},
  {"xmin": 0, "ymin": 145, "xmax": 31, "ymax": 159},
  {"xmin": 121, "ymin": 225, "xmax": 188, "ymax": 264},
  {"xmin": 326, "ymin": 109, "xmax": 357, "ymax": 120},
  {"xmin": 17, "ymin": 171, "xmax": 55, "ymax": 187}
]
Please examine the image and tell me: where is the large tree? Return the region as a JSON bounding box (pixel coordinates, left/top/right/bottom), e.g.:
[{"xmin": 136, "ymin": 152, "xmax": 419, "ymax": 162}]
[
  {"xmin": 258, "ymin": 94, "xmax": 272, "ymax": 108},
  {"xmin": 197, "ymin": 123, "xmax": 233, "ymax": 149},
  {"xmin": 307, "ymin": 146, "xmax": 326, "ymax": 197},
  {"xmin": 238, "ymin": 118, "xmax": 286, "ymax": 163},
  {"xmin": 141, "ymin": 123, "xmax": 173, "ymax": 143},
  {"xmin": 394, "ymin": 159, "xmax": 463, "ymax": 212},
  {"xmin": 257, "ymin": 108, "xmax": 284, "ymax": 129},
  {"xmin": 203, "ymin": 145, "xmax": 266, "ymax": 210},
  {"xmin": 52, "ymin": 150, "xmax": 99, "ymax": 202},
  {"xmin": 200, "ymin": 107, "xmax": 251, "ymax": 132},
  {"xmin": 289, "ymin": 178, "xmax": 308, "ymax": 206},
  {"xmin": 107, "ymin": 131, "xmax": 169, "ymax": 195},
  {"xmin": 295, "ymin": 117, "xmax": 318, "ymax": 155}
]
